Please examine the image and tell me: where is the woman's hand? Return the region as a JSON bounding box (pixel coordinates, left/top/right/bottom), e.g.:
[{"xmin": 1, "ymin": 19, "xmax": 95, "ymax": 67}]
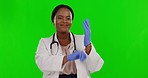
[
  {"xmin": 67, "ymin": 51, "xmax": 86, "ymax": 62},
  {"xmin": 83, "ymin": 19, "xmax": 92, "ymax": 55},
  {"xmin": 83, "ymin": 19, "xmax": 91, "ymax": 47}
]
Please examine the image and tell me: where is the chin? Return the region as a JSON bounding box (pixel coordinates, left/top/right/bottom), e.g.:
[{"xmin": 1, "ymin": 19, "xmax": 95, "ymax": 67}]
[
  {"xmin": 61, "ymin": 28, "xmax": 70, "ymax": 32},
  {"xmin": 60, "ymin": 30, "xmax": 70, "ymax": 33}
]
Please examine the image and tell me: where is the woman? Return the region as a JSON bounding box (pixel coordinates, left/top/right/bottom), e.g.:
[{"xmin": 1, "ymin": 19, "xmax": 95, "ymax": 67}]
[{"xmin": 35, "ymin": 4, "xmax": 104, "ymax": 78}]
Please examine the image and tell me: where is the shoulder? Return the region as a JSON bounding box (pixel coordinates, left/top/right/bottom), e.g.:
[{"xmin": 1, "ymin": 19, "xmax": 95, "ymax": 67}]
[
  {"xmin": 73, "ymin": 34, "xmax": 85, "ymax": 50},
  {"xmin": 74, "ymin": 34, "xmax": 84, "ymax": 40},
  {"xmin": 38, "ymin": 36, "xmax": 53, "ymax": 44},
  {"xmin": 73, "ymin": 34, "xmax": 84, "ymax": 44}
]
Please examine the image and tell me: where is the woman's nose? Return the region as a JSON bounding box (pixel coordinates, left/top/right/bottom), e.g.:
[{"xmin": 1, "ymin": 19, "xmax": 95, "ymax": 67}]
[{"xmin": 63, "ymin": 18, "xmax": 67, "ymax": 23}]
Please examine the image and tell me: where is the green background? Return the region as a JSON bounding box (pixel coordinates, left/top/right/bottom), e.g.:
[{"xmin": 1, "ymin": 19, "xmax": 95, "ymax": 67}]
[{"xmin": 0, "ymin": 0, "xmax": 148, "ymax": 78}]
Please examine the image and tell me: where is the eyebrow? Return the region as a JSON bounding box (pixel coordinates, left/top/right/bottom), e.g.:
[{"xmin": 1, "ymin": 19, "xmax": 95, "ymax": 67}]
[{"xmin": 57, "ymin": 15, "xmax": 71, "ymax": 17}]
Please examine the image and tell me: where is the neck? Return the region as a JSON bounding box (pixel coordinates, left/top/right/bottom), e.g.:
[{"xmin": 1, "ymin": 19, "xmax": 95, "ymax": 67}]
[
  {"xmin": 57, "ymin": 32, "xmax": 70, "ymax": 40},
  {"xmin": 56, "ymin": 32, "xmax": 71, "ymax": 46}
]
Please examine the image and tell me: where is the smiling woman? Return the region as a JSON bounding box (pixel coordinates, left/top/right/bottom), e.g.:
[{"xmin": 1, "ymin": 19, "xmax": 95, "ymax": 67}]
[
  {"xmin": 54, "ymin": 8, "xmax": 72, "ymax": 40},
  {"xmin": 35, "ymin": 4, "xmax": 104, "ymax": 78}
]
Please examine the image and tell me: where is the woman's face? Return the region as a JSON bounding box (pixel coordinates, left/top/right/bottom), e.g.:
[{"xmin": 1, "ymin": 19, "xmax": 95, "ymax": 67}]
[{"xmin": 54, "ymin": 8, "xmax": 72, "ymax": 33}]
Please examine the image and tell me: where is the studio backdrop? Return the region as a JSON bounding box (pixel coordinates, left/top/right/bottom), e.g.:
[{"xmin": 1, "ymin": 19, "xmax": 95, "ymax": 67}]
[{"xmin": 0, "ymin": 0, "xmax": 148, "ymax": 78}]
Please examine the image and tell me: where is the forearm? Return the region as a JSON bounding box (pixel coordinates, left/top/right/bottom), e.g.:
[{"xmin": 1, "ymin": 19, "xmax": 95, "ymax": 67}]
[{"xmin": 85, "ymin": 43, "xmax": 92, "ymax": 55}]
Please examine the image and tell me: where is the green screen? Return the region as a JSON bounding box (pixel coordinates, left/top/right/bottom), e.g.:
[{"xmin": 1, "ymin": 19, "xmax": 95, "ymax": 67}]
[{"xmin": 0, "ymin": 0, "xmax": 148, "ymax": 78}]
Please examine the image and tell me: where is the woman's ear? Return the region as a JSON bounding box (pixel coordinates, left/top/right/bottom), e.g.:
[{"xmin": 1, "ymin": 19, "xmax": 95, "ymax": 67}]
[{"xmin": 53, "ymin": 16, "xmax": 56, "ymax": 25}]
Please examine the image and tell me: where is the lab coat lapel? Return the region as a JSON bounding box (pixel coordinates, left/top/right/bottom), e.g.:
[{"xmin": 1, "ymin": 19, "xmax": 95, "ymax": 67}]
[
  {"xmin": 54, "ymin": 33, "xmax": 63, "ymax": 55},
  {"xmin": 69, "ymin": 32, "xmax": 75, "ymax": 54}
]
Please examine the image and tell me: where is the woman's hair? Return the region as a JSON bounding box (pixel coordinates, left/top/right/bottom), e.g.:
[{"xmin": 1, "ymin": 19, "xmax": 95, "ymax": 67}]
[{"xmin": 51, "ymin": 4, "xmax": 74, "ymax": 23}]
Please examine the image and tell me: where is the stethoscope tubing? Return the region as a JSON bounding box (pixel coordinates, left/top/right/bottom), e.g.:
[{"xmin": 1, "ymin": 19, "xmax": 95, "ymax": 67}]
[{"xmin": 50, "ymin": 32, "xmax": 76, "ymax": 55}]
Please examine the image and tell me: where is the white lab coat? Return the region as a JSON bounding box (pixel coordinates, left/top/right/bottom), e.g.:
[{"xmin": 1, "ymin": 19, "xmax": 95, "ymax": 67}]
[{"xmin": 35, "ymin": 32, "xmax": 104, "ymax": 78}]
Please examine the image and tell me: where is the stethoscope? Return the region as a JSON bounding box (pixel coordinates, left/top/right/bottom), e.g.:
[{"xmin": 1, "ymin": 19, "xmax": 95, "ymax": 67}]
[{"xmin": 50, "ymin": 32, "xmax": 76, "ymax": 55}]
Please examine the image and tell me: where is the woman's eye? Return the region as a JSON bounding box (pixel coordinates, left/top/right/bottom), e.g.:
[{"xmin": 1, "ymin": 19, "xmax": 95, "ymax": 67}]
[
  {"xmin": 67, "ymin": 17, "xmax": 71, "ymax": 20},
  {"xmin": 58, "ymin": 17, "xmax": 62, "ymax": 19}
]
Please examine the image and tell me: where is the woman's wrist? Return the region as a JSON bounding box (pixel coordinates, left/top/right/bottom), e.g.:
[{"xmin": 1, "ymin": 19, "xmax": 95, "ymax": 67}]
[{"xmin": 85, "ymin": 43, "xmax": 92, "ymax": 55}]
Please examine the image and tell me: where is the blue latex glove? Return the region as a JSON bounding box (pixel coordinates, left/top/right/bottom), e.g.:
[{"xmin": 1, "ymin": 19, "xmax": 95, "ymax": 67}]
[
  {"xmin": 83, "ymin": 19, "xmax": 91, "ymax": 47},
  {"xmin": 67, "ymin": 51, "xmax": 86, "ymax": 62}
]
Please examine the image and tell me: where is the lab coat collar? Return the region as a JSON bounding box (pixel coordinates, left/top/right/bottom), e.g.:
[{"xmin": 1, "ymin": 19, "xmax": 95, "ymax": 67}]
[{"xmin": 54, "ymin": 32, "xmax": 74, "ymax": 45}]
